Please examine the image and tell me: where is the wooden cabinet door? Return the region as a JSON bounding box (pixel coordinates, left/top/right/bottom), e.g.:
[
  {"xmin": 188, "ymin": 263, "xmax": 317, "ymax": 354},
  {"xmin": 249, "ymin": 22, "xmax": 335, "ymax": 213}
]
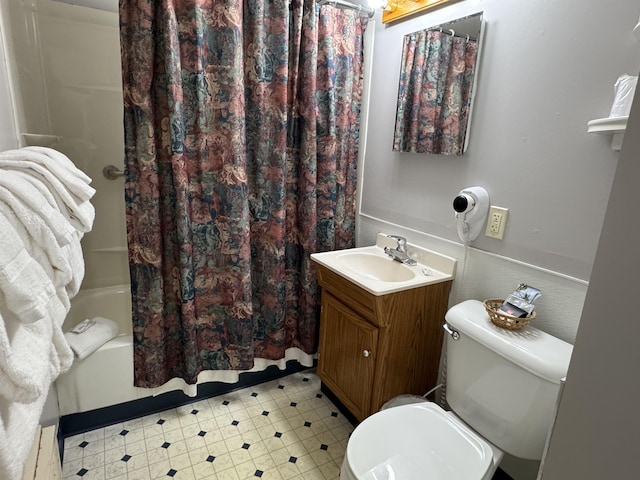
[{"xmin": 318, "ymin": 293, "xmax": 378, "ymax": 420}]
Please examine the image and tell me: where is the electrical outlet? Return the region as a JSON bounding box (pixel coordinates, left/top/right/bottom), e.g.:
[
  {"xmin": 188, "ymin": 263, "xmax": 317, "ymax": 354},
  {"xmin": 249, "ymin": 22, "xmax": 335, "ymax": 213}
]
[{"xmin": 485, "ymin": 206, "xmax": 508, "ymax": 240}]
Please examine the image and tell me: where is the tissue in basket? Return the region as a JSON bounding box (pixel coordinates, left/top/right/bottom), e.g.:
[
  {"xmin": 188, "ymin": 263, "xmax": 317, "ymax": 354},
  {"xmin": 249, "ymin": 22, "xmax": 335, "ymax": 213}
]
[{"xmin": 483, "ymin": 299, "xmax": 536, "ymax": 330}]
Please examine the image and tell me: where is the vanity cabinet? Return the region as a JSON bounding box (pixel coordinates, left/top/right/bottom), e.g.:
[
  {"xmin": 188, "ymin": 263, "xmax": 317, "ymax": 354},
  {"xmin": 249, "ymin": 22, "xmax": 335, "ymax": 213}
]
[
  {"xmin": 315, "ymin": 263, "xmax": 452, "ymax": 421},
  {"xmin": 319, "ymin": 293, "xmax": 379, "ymax": 420}
]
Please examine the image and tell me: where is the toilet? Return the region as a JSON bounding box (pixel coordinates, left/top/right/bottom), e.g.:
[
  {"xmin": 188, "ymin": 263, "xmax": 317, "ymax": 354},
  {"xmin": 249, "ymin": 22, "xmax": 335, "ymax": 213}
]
[{"xmin": 340, "ymin": 300, "xmax": 573, "ymax": 480}]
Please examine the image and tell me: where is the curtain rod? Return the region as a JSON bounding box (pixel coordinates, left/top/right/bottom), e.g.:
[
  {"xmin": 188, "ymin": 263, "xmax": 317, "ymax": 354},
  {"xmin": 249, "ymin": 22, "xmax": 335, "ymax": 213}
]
[
  {"xmin": 427, "ymin": 27, "xmax": 477, "ymax": 42},
  {"xmin": 317, "ymin": 0, "xmax": 375, "ymax": 18}
]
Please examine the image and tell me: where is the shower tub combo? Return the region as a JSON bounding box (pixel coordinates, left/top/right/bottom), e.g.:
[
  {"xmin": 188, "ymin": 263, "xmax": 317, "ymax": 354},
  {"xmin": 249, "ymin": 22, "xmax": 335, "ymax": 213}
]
[
  {"xmin": 56, "ymin": 284, "xmax": 314, "ymax": 419},
  {"xmin": 56, "ymin": 284, "xmax": 141, "ymax": 416}
]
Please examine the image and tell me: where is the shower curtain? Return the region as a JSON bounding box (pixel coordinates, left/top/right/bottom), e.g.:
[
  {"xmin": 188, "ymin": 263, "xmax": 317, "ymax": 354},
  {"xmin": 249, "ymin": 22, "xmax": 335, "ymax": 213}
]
[
  {"xmin": 393, "ymin": 30, "xmax": 477, "ymax": 155},
  {"xmin": 120, "ymin": 0, "xmax": 366, "ymax": 388}
]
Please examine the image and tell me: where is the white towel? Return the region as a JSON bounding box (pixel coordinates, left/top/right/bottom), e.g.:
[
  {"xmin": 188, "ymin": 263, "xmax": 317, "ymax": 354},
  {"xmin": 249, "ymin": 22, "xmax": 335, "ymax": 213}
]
[
  {"xmin": 0, "ymin": 215, "xmax": 72, "ymax": 403},
  {"xmin": 0, "ymin": 203, "xmax": 72, "ymax": 313},
  {"xmin": 0, "ymin": 386, "xmax": 48, "ymax": 480},
  {"xmin": 64, "ymin": 317, "xmax": 119, "ymax": 360},
  {"xmin": 0, "ymin": 169, "xmax": 77, "ymax": 247},
  {"xmin": 0, "ymin": 209, "xmax": 66, "ymax": 325},
  {"xmin": 23, "ymin": 146, "xmax": 93, "ymax": 186},
  {"xmin": 0, "ymin": 148, "xmax": 95, "ymax": 232},
  {"xmin": 0, "ymin": 147, "xmax": 93, "ymax": 199},
  {"xmin": 0, "ymin": 181, "xmax": 74, "ymax": 291},
  {"xmin": 27, "ymin": 168, "xmax": 95, "ymax": 233},
  {"xmin": 0, "ymin": 146, "xmax": 93, "ymax": 479},
  {"xmin": 0, "ymin": 302, "xmax": 72, "ymax": 404},
  {"xmin": 63, "ymin": 234, "xmax": 85, "ymax": 299}
]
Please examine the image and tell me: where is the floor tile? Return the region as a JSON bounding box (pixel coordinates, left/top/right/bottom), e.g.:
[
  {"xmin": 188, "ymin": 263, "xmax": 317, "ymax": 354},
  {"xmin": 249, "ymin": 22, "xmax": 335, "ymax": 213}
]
[{"xmin": 62, "ymin": 371, "xmax": 351, "ymax": 480}]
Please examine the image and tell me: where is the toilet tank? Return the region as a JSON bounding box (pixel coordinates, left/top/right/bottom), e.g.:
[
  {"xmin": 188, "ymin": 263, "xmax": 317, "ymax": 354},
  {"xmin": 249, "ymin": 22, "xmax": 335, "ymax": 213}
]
[{"xmin": 444, "ymin": 300, "xmax": 573, "ymax": 460}]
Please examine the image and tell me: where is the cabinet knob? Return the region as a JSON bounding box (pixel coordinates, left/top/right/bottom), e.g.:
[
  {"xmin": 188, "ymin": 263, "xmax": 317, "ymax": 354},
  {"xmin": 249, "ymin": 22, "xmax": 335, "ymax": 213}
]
[{"xmin": 362, "ymin": 350, "xmax": 371, "ymax": 358}]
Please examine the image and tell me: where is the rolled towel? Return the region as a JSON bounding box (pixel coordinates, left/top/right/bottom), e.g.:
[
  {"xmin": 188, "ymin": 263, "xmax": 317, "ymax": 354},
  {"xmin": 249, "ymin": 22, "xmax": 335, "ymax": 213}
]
[{"xmin": 64, "ymin": 317, "xmax": 119, "ymax": 360}]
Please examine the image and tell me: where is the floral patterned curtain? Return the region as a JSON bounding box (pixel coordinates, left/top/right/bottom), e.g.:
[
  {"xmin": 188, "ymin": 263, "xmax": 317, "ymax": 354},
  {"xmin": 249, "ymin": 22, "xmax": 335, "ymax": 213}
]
[
  {"xmin": 120, "ymin": 0, "xmax": 366, "ymax": 388},
  {"xmin": 393, "ymin": 30, "xmax": 477, "ymax": 155}
]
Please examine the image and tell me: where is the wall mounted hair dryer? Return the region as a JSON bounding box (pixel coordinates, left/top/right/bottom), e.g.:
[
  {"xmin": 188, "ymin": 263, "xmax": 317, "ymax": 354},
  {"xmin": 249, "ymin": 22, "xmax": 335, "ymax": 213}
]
[{"xmin": 453, "ymin": 186, "xmax": 489, "ymax": 242}]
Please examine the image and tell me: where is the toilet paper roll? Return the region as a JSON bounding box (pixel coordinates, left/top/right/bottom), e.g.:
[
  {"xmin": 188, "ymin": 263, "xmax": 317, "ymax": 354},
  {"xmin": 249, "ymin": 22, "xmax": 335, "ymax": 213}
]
[{"xmin": 609, "ymin": 74, "xmax": 638, "ymax": 118}]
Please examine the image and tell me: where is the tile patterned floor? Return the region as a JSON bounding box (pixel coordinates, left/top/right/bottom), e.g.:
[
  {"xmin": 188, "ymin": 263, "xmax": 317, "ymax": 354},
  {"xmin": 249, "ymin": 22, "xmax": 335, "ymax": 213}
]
[{"xmin": 61, "ymin": 371, "xmax": 353, "ymax": 480}]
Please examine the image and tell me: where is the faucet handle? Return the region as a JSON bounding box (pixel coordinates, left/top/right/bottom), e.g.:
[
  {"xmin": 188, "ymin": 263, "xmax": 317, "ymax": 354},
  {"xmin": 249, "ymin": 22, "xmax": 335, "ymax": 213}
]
[{"xmin": 386, "ymin": 234, "xmax": 407, "ymax": 251}]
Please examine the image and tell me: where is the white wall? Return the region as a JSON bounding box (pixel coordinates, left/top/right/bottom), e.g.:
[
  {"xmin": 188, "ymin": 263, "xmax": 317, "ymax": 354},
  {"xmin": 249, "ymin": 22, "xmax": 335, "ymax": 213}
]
[
  {"xmin": 539, "ymin": 56, "xmax": 640, "ymax": 480},
  {"xmin": 359, "ymin": 1, "xmax": 640, "ymax": 345},
  {"xmin": 359, "ymin": 3, "xmax": 640, "ymax": 478},
  {"xmin": 361, "ymin": 0, "xmax": 640, "ymax": 277}
]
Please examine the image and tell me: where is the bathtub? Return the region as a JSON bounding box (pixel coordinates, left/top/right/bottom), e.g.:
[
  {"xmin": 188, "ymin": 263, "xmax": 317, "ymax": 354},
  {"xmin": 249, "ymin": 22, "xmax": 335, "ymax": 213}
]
[
  {"xmin": 56, "ymin": 284, "xmax": 315, "ymax": 417},
  {"xmin": 55, "ymin": 284, "xmax": 147, "ymax": 416}
]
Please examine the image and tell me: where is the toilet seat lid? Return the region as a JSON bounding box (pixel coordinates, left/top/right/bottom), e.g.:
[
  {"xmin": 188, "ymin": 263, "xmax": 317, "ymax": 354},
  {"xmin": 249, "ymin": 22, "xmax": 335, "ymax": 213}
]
[{"xmin": 346, "ymin": 402, "xmax": 494, "ymax": 480}]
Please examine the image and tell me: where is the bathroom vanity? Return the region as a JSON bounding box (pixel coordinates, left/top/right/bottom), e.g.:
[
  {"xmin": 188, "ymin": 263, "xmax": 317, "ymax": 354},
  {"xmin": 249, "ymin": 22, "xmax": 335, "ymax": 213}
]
[{"xmin": 311, "ymin": 235, "xmax": 455, "ymax": 421}]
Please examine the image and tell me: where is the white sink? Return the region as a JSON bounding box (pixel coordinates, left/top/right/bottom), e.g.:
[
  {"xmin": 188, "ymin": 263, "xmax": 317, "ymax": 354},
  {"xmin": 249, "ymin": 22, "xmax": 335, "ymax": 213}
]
[
  {"xmin": 311, "ymin": 234, "xmax": 456, "ymax": 295},
  {"xmin": 337, "ymin": 252, "xmax": 416, "ymax": 282}
]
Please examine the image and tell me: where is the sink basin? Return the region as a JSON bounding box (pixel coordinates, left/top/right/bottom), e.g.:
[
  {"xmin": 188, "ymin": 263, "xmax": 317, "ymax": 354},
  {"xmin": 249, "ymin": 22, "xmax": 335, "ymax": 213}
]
[
  {"xmin": 337, "ymin": 253, "xmax": 416, "ymax": 282},
  {"xmin": 310, "ymin": 234, "xmax": 457, "ymax": 295}
]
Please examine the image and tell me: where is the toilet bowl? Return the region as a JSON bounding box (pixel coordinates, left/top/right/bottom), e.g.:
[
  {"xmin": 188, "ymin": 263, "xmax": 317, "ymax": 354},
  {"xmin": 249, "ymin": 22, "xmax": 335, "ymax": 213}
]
[
  {"xmin": 340, "ymin": 402, "xmax": 503, "ymax": 480},
  {"xmin": 340, "ymin": 300, "xmax": 573, "ymax": 479}
]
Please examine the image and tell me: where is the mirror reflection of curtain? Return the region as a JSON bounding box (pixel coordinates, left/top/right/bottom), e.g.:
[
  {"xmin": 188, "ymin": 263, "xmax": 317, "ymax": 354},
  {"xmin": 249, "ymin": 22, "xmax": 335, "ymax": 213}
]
[{"xmin": 393, "ymin": 30, "xmax": 478, "ymax": 155}]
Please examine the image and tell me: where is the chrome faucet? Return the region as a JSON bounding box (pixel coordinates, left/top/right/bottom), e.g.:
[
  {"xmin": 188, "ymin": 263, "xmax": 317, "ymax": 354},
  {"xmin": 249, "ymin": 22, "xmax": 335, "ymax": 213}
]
[{"xmin": 384, "ymin": 235, "xmax": 417, "ymax": 265}]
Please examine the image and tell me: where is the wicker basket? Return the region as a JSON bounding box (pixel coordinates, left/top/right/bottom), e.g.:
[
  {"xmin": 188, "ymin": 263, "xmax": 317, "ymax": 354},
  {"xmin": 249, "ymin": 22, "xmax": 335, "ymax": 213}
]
[{"xmin": 483, "ymin": 299, "xmax": 536, "ymax": 330}]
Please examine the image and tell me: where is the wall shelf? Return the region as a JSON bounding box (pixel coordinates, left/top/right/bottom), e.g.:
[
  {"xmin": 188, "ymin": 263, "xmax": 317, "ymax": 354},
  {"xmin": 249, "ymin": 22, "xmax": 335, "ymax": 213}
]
[{"xmin": 587, "ymin": 116, "xmax": 628, "ymax": 151}]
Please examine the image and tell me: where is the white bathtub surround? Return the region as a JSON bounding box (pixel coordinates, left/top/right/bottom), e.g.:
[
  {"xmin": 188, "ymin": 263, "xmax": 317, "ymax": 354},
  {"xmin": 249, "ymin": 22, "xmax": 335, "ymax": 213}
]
[
  {"xmin": 57, "ymin": 285, "xmax": 134, "ymax": 415},
  {"xmin": 0, "ymin": 146, "xmax": 94, "ymax": 479},
  {"xmin": 62, "ymin": 371, "xmax": 352, "ymax": 480}
]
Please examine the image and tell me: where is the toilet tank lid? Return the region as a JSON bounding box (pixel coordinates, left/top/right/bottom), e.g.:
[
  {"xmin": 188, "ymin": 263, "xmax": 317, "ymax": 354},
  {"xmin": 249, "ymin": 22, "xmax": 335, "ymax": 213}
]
[{"xmin": 445, "ymin": 300, "xmax": 573, "ymax": 384}]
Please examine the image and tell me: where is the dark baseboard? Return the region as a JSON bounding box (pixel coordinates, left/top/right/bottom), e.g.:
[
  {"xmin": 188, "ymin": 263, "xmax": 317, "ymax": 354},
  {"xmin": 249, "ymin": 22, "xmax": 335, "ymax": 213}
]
[
  {"xmin": 493, "ymin": 468, "xmax": 515, "ymax": 479},
  {"xmin": 320, "ymin": 382, "xmax": 359, "ymax": 427}
]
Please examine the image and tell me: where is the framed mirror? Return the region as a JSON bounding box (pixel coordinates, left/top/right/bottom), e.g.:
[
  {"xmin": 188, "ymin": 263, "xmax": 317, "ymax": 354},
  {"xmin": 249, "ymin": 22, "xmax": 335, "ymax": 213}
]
[{"xmin": 392, "ymin": 12, "xmax": 484, "ymax": 155}]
